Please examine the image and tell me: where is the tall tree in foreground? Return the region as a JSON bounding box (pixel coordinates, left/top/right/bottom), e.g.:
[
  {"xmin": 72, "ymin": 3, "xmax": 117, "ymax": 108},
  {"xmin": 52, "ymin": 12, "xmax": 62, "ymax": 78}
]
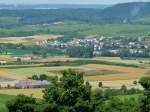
[
  {"xmin": 43, "ymin": 69, "xmax": 93, "ymax": 112},
  {"xmin": 139, "ymin": 77, "xmax": 150, "ymax": 112}
]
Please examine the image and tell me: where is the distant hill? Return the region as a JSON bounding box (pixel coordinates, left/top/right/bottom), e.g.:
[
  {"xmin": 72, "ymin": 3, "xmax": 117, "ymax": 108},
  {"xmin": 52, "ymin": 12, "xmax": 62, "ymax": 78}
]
[
  {"xmin": 0, "ymin": 4, "xmax": 109, "ymax": 9},
  {"xmin": 0, "ymin": 2, "xmax": 150, "ymax": 27},
  {"xmin": 100, "ymin": 2, "xmax": 150, "ymax": 23},
  {"xmin": 1, "ymin": 2, "xmax": 150, "ymax": 37},
  {"xmin": 102, "ymin": 2, "xmax": 150, "ymax": 17}
]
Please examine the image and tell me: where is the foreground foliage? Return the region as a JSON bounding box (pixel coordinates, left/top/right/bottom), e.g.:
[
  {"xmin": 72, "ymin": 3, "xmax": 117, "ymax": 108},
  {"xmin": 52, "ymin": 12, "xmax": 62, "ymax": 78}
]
[{"xmin": 6, "ymin": 70, "xmax": 150, "ymax": 112}]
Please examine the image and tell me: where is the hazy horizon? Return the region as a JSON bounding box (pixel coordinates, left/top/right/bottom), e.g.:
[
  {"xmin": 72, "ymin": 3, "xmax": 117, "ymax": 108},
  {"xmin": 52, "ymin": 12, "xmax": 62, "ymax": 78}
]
[{"xmin": 0, "ymin": 0, "xmax": 150, "ymax": 5}]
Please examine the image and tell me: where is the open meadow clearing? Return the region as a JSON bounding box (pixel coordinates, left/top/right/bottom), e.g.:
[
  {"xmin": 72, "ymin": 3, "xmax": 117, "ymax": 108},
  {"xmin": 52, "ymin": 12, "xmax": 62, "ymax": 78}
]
[
  {"xmin": 1, "ymin": 66, "xmax": 80, "ymax": 77},
  {"xmin": 83, "ymin": 64, "xmax": 148, "ymax": 81},
  {"xmin": 0, "ymin": 94, "xmax": 15, "ymax": 112},
  {"xmin": 1, "ymin": 63, "xmax": 146, "ymax": 80},
  {"xmin": 32, "ymin": 56, "xmax": 79, "ymax": 62},
  {"xmin": 0, "ymin": 34, "xmax": 63, "ymax": 45},
  {"xmin": 93, "ymin": 57, "xmax": 141, "ymax": 65},
  {"xmin": 0, "ymin": 89, "xmax": 43, "ymax": 98}
]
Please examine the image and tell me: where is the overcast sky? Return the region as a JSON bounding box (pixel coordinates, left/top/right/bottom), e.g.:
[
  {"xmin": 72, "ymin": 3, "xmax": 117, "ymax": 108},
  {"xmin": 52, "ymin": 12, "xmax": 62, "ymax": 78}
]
[{"xmin": 0, "ymin": 0, "xmax": 150, "ymax": 4}]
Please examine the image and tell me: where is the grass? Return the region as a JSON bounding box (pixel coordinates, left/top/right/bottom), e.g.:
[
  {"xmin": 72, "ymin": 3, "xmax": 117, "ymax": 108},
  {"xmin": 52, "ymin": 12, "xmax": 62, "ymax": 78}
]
[
  {"xmin": 0, "ymin": 94, "xmax": 15, "ymax": 112},
  {"xmin": 0, "ymin": 62, "xmax": 147, "ymax": 89},
  {"xmin": 0, "ymin": 89, "xmax": 42, "ymax": 112},
  {"xmin": 1, "ymin": 23, "xmax": 150, "ymax": 39},
  {"xmin": 0, "ymin": 34, "xmax": 63, "ymax": 45},
  {"xmin": 0, "ymin": 56, "xmax": 148, "ymax": 89},
  {"xmin": 117, "ymin": 94, "xmax": 142, "ymax": 100},
  {"xmin": 7, "ymin": 49, "xmax": 32, "ymax": 55},
  {"xmin": 1, "ymin": 62, "xmax": 146, "ymax": 80},
  {"xmin": 84, "ymin": 64, "xmax": 147, "ymax": 81},
  {"xmin": 0, "ymin": 56, "xmax": 148, "ymax": 87}
]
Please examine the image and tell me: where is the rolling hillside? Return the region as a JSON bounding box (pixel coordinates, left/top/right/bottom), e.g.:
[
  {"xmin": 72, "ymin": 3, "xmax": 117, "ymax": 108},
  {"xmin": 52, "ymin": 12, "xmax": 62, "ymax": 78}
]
[
  {"xmin": 102, "ymin": 2, "xmax": 150, "ymax": 17},
  {"xmin": 0, "ymin": 2, "xmax": 150, "ymax": 38}
]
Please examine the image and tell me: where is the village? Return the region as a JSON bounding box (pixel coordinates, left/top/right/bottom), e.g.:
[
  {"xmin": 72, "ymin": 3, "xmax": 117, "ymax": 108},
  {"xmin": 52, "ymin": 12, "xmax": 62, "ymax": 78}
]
[
  {"xmin": 37, "ymin": 36, "xmax": 150, "ymax": 57},
  {"xmin": 0, "ymin": 36, "xmax": 150, "ymax": 90}
]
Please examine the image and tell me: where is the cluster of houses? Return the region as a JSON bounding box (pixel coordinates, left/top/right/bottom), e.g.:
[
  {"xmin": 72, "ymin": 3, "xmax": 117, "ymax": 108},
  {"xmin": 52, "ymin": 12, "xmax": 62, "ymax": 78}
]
[
  {"xmin": 37, "ymin": 36, "xmax": 150, "ymax": 57},
  {"xmin": 36, "ymin": 40, "xmax": 48, "ymax": 46}
]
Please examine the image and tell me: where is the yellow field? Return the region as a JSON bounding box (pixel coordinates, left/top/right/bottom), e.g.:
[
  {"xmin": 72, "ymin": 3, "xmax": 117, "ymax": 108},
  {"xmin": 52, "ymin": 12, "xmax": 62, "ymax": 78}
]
[
  {"xmin": 83, "ymin": 64, "xmax": 148, "ymax": 81},
  {"xmin": 93, "ymin": 57, "xmax": 140, "ymax": 65},
  {"xmin": 0, "ymin": 89, "xmax": 43, "ymax": 98},
  {"xmin": 0, "ymin": 55, "xmax": 16, "ymax": 62},
  {"xmin": 0, "ymin": 34, "xmax": 63, "ymax": 45},
  {"xmin": 0, "ymin": 56, "xmax": 149, "ymax": 97},
  {"xmin": 0, "ymin": 63, "xmax": 148, "ymax": 97},
  {"xmin": 0, "ymin": 69, "xmax": 23, "ymax": 79},
  {"xmin": 32, "ymin": 56, "xmax": 79, "ymax": 62},
  {"xmin": 0, "ymin": 63, "xmax": 148, "ymax": 81}
]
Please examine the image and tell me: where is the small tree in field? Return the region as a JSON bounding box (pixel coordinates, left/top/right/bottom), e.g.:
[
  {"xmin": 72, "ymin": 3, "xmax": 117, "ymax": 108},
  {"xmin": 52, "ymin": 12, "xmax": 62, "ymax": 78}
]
[
  {"xmin": 133, "ymin": 80, "xmax": 138, "ymax": 85},
  {"xmin": 17, "ymin": 58, "xmax": 21, "ymax": 62},
  {"xmin": 120, "ymin": 85, "xmax": 127, "ymax": 93},
  {"xmin": 98, "ymin": 82, "xmax": 103, "ymax": 88}
]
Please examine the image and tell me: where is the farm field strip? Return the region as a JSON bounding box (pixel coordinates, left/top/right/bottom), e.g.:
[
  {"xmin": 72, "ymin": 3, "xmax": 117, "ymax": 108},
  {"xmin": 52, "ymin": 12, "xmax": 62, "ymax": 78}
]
[
  {"xmin": 0, "ymin": 89, "xmax": 43, "ymax": 98},
  {"xmin": 0, "ymin": 34, "xmax": 63, "ymax": 45},
  {"xmin": 89, "ymin": 79, "xmax": 143, "ymax": 89},
  {"xmin": 83, "ymin": 64, "xmax": 148, "ymax": 81},
  {"xmin": 0, "ymin": 63, "xmax": 148, "ymax": 81}
]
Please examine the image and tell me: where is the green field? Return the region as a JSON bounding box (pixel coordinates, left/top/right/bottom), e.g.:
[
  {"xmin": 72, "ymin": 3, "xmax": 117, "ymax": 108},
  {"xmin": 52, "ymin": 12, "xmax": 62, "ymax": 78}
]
[
  {"xmin": 117, "ymin": 94, "xmax": 142, "ymax": 101},
  {"xmin": 0, "ymin": 94, "xmax": 15, "ymax": 112},
  {"xmin": 1, "ymin": 23, "xmax": 150, "ymax": 39},
  {"xmin": 7, "ymin": 49, "xmax": 32, "ymax": 55}
]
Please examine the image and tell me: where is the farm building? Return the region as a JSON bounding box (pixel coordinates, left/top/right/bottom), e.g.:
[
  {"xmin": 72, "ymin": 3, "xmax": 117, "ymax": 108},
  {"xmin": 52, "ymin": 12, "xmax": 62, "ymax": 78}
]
[
  {"xmin": 15, "ymin": 79, "xmax": 50, "ymax": 88},
  {"xmin": 0, "ymin": 61, "xmax": 7, "ymax": 65},
  {"xmin": 0, "ymin": 77, "xmax": 19, "ymax": 88},
  {"xmin": 12, "ymin": 55, "xmax": 33, "ymax": 60}
]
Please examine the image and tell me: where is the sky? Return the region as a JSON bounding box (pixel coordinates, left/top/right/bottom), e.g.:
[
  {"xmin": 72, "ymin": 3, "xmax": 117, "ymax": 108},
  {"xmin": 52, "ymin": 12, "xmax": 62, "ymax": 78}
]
[{"xmin": 0, "ymin": 0, "xmax": 150, "ymax": 5}]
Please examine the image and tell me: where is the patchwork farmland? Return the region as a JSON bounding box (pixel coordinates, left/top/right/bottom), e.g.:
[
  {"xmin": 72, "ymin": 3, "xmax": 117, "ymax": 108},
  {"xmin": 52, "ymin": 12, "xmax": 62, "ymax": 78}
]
[{"xmin": 0, "ymin": 57, "xmax": 149, "ymax": 90}]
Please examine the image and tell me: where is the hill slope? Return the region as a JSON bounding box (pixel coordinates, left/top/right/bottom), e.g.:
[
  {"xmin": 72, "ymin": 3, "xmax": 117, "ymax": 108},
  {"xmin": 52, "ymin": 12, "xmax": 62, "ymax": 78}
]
[{"xmin": 102, "ymin": 2, "xmax": 150, "ymax": 17}]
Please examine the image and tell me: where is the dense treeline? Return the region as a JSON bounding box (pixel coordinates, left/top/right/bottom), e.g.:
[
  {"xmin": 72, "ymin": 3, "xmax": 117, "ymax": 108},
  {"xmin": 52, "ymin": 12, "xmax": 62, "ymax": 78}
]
[
  {"xmin": 0, "ymin": 9, "xmax": 103, "ymax": 28},
  {"xmin": 0, "ymin": 2, "xmax": 150, "ymax": 38},
  {"xmin": 1, "ymin": 2, "xmax": 150, "ymax": 29},
  {"xmin": 66, "ymin": 45, "xmax": 94, "ymax": 58},
  {"xmin": 6, "ymin": 70, "xmax": 150, "ymax": 112}
]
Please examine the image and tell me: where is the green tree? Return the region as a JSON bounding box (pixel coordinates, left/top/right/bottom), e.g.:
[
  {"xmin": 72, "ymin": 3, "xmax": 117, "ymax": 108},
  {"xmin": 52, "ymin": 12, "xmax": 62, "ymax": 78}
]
[
  {"xmin": 17, "ymin": 58, "xmax": 22, "ymax": 63},
  {"xmin": 39, "ymin": 74, "xmax": 48, "ymax": 81},
  {"xmin": 32, "ymin": 75, "xmax": 39, "ymax": 80},
  {"xmin": 139, "ymin": 77, "xmax": 150, "ymax": 112},
  {"xmin": 6, "ymin": 94, "xmax": 35, "ymax": 112},
  {"xmin": 43, "ymin": 69, "xmax": 93, "ymax": 111},
  {"xmin": 104, "ymin": 97, "xmax": 139, "ymax": 112},
  {"xmin": 120, "ymin": 85, "xmax": 127, "ymax": 94},
  {"xmin": 44, "ymin": 104, "xmax": 59, "ymax": 112},
  {"xmin": 98, "ymin": 82, "xmax": 103, "ymax": 88}
]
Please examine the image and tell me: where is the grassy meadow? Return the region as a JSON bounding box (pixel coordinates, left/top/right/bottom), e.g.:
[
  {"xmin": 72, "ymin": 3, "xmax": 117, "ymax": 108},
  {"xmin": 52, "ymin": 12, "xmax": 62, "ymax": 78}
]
[
  {"xmin": 0, "ymin": 34, "xmax": 63, "ymax": 45},
  {"xmin": 1, "ymin": 23, "xmax": 150, "ymax": 41},
  {"xmin": 0, "ymin": 94, "xmax": 15, "ymax": 112}
]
